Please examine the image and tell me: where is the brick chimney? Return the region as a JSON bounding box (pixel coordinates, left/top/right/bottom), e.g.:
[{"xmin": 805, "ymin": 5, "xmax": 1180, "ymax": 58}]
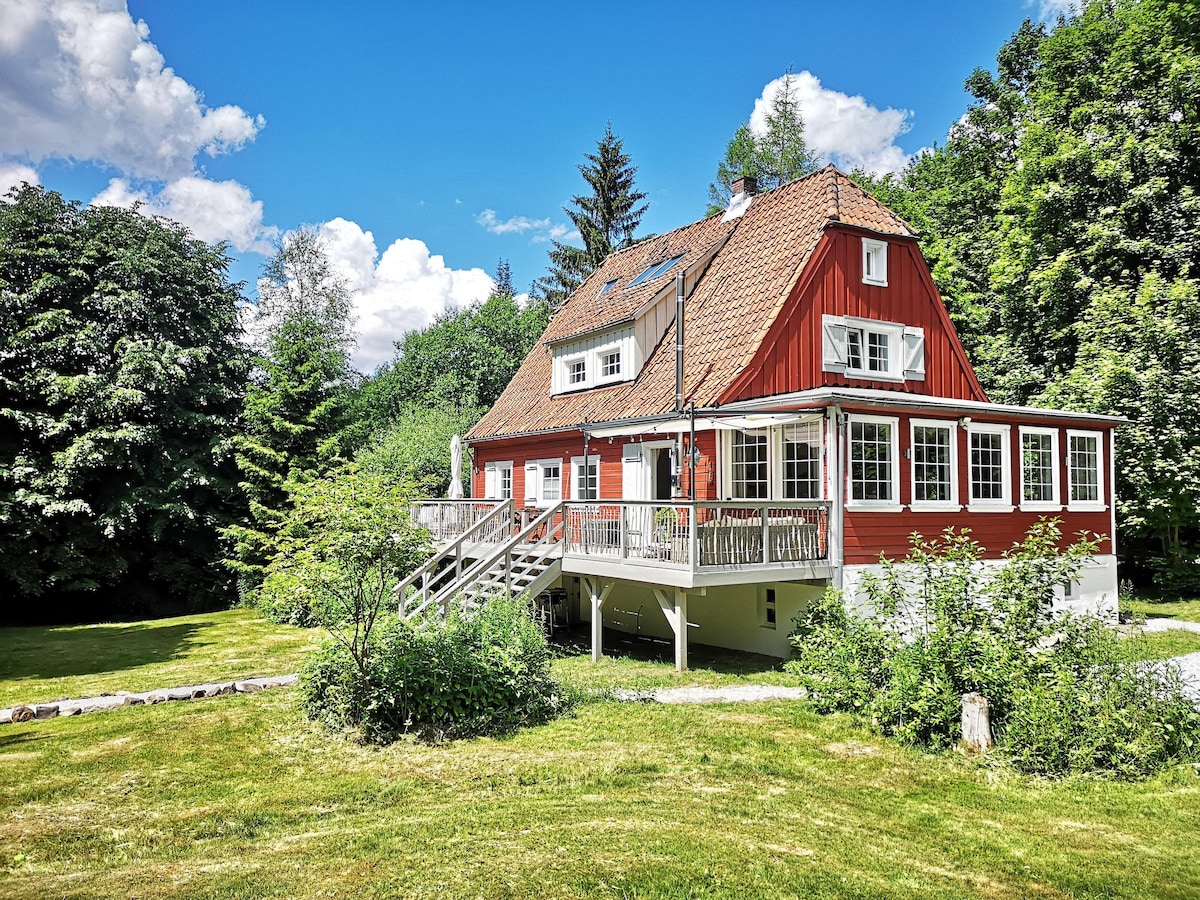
[{"xmin": 732, "ymin": 174, "xmax": 757, "ymax": 196}]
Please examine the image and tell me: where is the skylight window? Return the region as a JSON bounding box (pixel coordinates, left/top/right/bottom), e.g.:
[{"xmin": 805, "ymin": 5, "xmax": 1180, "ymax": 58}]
[
  {"xmin": 627, "ymin": 255, "xmax": 683, "ymax": 288},
  {"xmin": 598, "ymin": 279, "xmax": 618, "ymax": 296}
]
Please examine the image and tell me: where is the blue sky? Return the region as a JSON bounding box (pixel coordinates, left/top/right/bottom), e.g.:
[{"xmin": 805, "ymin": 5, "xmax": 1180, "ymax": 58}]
[{"xmin": 1, "ymin": 0, "xmax": 1075, "ymax": 369}]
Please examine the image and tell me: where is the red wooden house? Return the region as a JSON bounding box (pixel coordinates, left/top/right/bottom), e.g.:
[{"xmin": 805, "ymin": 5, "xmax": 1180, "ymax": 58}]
[{"xmin": 404, "ymin": 167, "xmax": 1119, "ymax": 669}]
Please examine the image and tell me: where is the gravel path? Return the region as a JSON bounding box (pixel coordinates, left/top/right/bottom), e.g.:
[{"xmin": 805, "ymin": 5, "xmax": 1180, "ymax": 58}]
[
  {"xmin": 611, "ymin": 685, "xmax": 808, "ymax": 704},
  {"xmin": 1141, "ymin": 617, "xmax": 1200, "ymax": 635}
]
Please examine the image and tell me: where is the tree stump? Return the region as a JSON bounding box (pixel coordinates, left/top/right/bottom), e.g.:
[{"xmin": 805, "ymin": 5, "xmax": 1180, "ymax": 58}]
[{"xmin": 962, "ymin": 692, "xmax": 993, "ymax": 753}]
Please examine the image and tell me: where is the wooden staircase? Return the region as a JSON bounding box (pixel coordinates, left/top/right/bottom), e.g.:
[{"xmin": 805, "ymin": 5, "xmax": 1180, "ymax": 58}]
[{"xmin": 397, "ymin": 502, "xmax": 564, "ymax": 621}]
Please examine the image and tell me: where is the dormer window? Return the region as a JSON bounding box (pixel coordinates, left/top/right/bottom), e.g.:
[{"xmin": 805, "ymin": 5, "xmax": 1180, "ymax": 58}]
[
  {"xmin": 598, "ymin": 279, "xmax": 618, "ymax": 296},
  {"xmin": 862, "ymin": 238, "xmax": 888, "ymax": 287},
  {"xmin": 601, "ymin": 350, "xmax": 621, "ymax": 378},
  {"xmin": 568, "ymin": 358, "xmax": 587, "ymax": 384},
  {"xmin": 628, "ymin": 255, "xmax": 683, "ymax": 288}
]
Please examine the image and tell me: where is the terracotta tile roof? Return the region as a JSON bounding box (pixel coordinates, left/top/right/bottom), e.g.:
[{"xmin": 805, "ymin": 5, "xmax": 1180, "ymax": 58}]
[{"xmin": 468, "ymin": 166, "xmax": 918, "ymax": 441}]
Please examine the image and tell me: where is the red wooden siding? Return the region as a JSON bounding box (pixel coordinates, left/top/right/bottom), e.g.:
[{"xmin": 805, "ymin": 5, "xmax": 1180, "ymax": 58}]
[
  {"xmin": 470, "ymin": 429, "xmax": 720, "ymax": 502},
  {"xmin": 725, "ymin": 228, "xmax": 987, "ymax": 404},
  {"xmin": 842, "ymin": 409, "xmax": 1115, "ymax": 564}
]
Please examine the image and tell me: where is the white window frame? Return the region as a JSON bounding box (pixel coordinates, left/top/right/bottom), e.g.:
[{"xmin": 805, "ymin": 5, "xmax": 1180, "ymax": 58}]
[
  {"xmin": 527, "ymin": 458, "xmax": 563, "ymax": 508},
  {"xmin": 570, "ymin": 455, "xmax": 600, "ymax": 500},
  {"xmin": 966, "ymin": 423, "xmax": 1013, "ymax": 512},
  {"xmin": 862, "ymin": 237, "xmax": 888, "ymax": 287},
  {"xmin": 566, "ymin": 355, "xmax": 587, "ymax": 386},
  {"xmin": 821, "ymin": 315, "xmax": 921, "ymax": 383},
  {"xmin": 909, "ymin": 419, "xmax": 960, "ymax": 511},
  {"xmin": 596, "ymin": 347, "xmax": 622, "ymax": 384},
  {"xmin": 484, "ymin": 460, "xmax": 514, "ymax": 500},
  {"xmin": 727, "ymin": 429, "xmax": 771, "ymax": 500},
  {"xmin": 1019, "ymin": 426, "xmax": 1062, "ymax": 512},
  {"xmin": 846, "ymin": 414, "xmax": 901, "ymax": 511},
  {"xmin": 1066, "ymin": 429, "xmax": 1106, "ymax": 512},
  {"xmin": 778, "ymin": 420, "xmax": 824, "ymax": 501}
]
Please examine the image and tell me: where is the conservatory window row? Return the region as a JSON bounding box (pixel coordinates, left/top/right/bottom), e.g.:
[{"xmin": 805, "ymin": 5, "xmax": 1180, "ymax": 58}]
[{"xmin": 845, "ymin": 416, "xmax": 1106, "ymax": 513}]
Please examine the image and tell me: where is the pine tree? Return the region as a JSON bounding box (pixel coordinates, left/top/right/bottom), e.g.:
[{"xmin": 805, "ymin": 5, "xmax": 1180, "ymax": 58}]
[
  {"xmin": 707, "ymin": 70, "xmax": 820, "ymax": 214},
  {"xmin": 534, "ymin": 124, "xmax": 648, "ymax": 309},
  {"xmin": 493, "ymin": 258, "xmax": 514, "ymax": 299},
  {"xmin": 225, "ymin": 227, "xmax": 356, "ymax": 592}
]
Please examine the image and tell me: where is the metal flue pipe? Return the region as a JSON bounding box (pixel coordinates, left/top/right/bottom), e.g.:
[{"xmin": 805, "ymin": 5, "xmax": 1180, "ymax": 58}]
[{"xmin": 675, "ymin": 270, "xmax": 685, "ymax": 414}]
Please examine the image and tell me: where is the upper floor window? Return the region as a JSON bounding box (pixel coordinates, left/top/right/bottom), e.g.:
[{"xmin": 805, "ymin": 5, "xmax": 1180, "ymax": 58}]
[
  {"xmin": 822, "ymin": 315, "xmax": 924, "ymax": 383},
  {"xmin": 600, "ymin": 350, "xmax": 621, "ymax": 378},
  {"xmin": 568, "ymin": 358, "xmax": 587, "ymax": 384},
  {"xmin": 967, "ymin": 424, "xmax": 1012, "ymax": 509},
  {"xmin": 783, "ymin": 421, "xmax": 822, "ymax": 499},
  {"xmin": 1067, "ymin": 430, "xmax": 1105, "ymax": 510},
  {"xmin": 598, "ymin": 279, "xmax": 618, "ymax": 296},
  {"xmin": 730, "ymin": 430, "xmax": 769, "ymax": 499},
  {"xmin": 911, "ymin": 420, "xmax": 957, "ymax": 508},
  {"xmin": 1020, "ymin": 427, "xmax": 1060, "ymax": 510},
  {"xmin": 862, "ymin": 238, "xmax": 888, "ymax": 287},
  {"xmin": 848, "ymin": 415, "xmax": 899, "ymax": 508}
]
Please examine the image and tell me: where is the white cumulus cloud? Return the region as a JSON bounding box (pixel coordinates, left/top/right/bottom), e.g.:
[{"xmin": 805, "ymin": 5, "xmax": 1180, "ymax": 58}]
[
  {"xmin": 0, "ymin": 161, "xmax": 40, "ymax": 194},
  {"xmin": 92, "ymin": 176, "xmax": 278, "ymax": 253},
  {"xmin": 0, "ymin": 0, "xmax": 262, "ymax": 181},
  {"xmin": 476, "ymin": 209, "xmax": 552, "ymax": 235},
  {"xmin": 1033, "ymin": 0, "xmax": 1081, "ymax": 20},
  {"xmin": 749, "ymin": 71, "xmax": 914, "ymax": 175},
  {"xmin": 0, "ymin": 0, "xmax": 272, "ymax": 253},
  {"xmin": 316, "ymin": 218, "xmax": 495, "ymax": 372}
]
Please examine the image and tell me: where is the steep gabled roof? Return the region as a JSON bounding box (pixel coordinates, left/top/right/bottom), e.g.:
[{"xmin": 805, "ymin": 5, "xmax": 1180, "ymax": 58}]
[{"xmin": 468, "ymin": 166, "xmax": 918, "ymax": 441}]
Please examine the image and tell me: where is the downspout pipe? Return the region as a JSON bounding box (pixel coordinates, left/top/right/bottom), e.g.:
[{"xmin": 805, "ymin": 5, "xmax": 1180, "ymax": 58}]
[
  {"xmin": 675, "ymin": 271, "xmax": 685, "ymax": 414},
  {"xmin": 831, "ymin": 403, "xmax": 845, "ymax": 590}
]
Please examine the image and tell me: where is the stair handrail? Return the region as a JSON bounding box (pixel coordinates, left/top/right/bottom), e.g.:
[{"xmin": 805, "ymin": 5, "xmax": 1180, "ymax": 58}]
[
  {"xmin": 404, "ymin": 501, "xmax": 565, "ymax": 621},
  {"xmin": 395, "ymin": 499, "xmax": 514, "ymax": 609}
]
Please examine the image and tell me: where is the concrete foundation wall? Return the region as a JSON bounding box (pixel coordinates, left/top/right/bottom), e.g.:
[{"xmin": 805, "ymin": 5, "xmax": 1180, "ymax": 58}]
[{"xmin": 571, "ymin": 576, "xmax": 827, "ymax": 658}]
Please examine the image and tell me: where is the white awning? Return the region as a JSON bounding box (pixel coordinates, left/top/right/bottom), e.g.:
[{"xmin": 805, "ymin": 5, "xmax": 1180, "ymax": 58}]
[
  {"xmin": 706, "ymin": 413, "xmax": 822, "ymax": 431},
  {"xmin": 585, "ymin": 418, "xmax": 703, "ymax": 439}
]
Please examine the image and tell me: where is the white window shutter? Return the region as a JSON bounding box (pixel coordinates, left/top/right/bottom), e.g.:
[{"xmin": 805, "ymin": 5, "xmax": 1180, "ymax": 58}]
[
  {"xmin": 822, "ymin": 315, "xmax": 848, "ymax": 372},
  {"xmin": 622, "ymin": 444, "xmax": 645, "ymax": 500},
  {"xmin": 524, "ymin": 462, "xmax": 539, "ymax": 503},
  {"xmin": 903, "ymin": 327, "xmax": 926, "ymax": 381},
  {"xmin": 484, "ymin": 463, "xmax": 498, "ymax": 499}
]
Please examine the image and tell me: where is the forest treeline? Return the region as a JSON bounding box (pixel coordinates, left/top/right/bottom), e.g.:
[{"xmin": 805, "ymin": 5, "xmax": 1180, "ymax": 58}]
[{"xmin": 1, "ymin": 0, "xmax": 1197, "ymax": 622}]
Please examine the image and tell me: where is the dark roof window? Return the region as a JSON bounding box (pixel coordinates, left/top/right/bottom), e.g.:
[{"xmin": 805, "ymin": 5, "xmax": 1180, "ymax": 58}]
[
  {"xmin": 627, "ymin": 254, "xmax": 683, "ymax": 288},
  {"xmin": 598, "ymin": 279, "xmax": 618, "ymax": 296}
]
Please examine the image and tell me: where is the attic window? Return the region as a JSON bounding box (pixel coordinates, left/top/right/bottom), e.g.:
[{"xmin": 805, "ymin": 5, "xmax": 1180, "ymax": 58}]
[
  {"xmin": 598, "ymin": 279, "xmax": 618, "ymax": 296},
  {"xmin": 568, "ymin": 359, "xmax": 587, "ymax": 384},
  {"xmin": 628, "ymin": 255, "xmax": 683, "ymax": 288},
  {"xmin": 862, "ymin": 238, "xmax": 888, "ymax": 287}
]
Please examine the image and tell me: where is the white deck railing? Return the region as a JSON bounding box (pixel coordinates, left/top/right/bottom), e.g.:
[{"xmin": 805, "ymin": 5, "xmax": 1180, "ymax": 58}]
[
  {"xmin": 562, "ymin": 500, "xmax": 829, "ymax": 571},
  {"xmin": 409, "ymin": 499, "xmax": 511, "ymax": 543}
]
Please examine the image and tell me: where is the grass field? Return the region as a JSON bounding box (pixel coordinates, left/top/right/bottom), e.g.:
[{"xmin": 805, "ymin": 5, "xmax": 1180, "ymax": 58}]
[{"xmin": 2, "ymin": 609, "xmax": 1199, "ymax": 899}]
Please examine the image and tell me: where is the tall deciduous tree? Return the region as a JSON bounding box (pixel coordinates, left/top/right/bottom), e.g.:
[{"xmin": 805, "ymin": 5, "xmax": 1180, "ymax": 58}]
[
  {"xmin": 707, "ymin": 71, "xmax": 820, "ymax": 214},
  {"xmin": 225, "ymin": 227, "xmax": 356, "ymax": 591},
  {"xmin": 534, "ymin": 124, "xmax": 648, "ymax": 308},
  {"xmin": 0, "ymin": 186, "xmax": 246, "ymax": 621}
]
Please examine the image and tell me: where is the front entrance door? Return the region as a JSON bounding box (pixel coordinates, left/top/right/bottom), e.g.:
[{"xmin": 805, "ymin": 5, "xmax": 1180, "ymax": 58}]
[{"xmin": 654, "ymin": 447, "xmax": 674, "ymax": 500}]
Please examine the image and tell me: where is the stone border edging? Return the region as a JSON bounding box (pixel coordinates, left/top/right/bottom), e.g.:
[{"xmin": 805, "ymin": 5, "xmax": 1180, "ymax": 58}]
[{"xmin": 0, "ymin": 674, "xmax": 298, "ymax": 725}]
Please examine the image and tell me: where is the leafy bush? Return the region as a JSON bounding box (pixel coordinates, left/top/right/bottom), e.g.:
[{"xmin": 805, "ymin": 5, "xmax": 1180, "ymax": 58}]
[
  {"xmin": 786, "ymin": 521, "xmax": 1200, "ymax": 777},
  {"xmin": 300, "ymin": 594, "xmax": 569, "ymax": 742}
]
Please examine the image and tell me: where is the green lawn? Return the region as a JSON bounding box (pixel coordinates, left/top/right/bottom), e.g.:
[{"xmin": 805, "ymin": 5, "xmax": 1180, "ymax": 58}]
[
  {"xmin": 1124, "ymin": 629, "xmax": 1200, "ymax": 662},
  {"xmin": 1125, "ymin": 597, "xmax": 1200, "ymax": 623},
  {"xmin": 1, "ymin": 609, "xmax": 1198, "ymax": 898},
  {"xmin": 0, "ymin": 609, "xmax": 322, "ymax": 708}
]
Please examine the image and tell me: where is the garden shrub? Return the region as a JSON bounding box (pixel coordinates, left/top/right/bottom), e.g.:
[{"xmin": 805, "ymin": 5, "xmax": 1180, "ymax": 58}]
[
  {"xmin": 300, "ymin": 594, "xmax": 569, "ymax": 742},
  {"xmin": 786, "ymin": 521, "xmax": 1200, "ymax": 777}
]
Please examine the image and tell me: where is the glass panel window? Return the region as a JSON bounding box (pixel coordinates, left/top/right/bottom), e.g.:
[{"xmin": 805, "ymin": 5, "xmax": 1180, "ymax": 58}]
[
  {"xmin": 1069, "ymin": 433, "xmax": 1100, "ymax": 503},
  {"xmin": 731, "ymin": 430, "xmax": 769, "ymax": 499},
  {"xmin": 847, "ymin": 329, "xmax": 864, "ymax": 370},
  {"xmin": 601, "ymin": 350, "xmax": 621, "ymax": 377},
  {"xmin": 912, "ymin": 424, "xmax": 953, "ymax": 503},
  {"xmin": 541, "ymin": 464, "xmax": 561, "ymax": 502},
  {"xmin": 1021, "ymin": 431, "xmax": 1056, "ymax": 503},
  {"xmin": 850, "ymin": 420, "xmax": 894, "ymax": 502},
  {"xmin": 574, "ymin": 458, "xmax": 598, "ymax": 500},
  {"xmin": 783, "ymin": 421, "xmax": 822, "ymax": 499},
  {"xmin": 598, "ymin": 279, "xmax": 618, "ymax": 296},
  {"xmin": 970, "ymin": 431, "xmax": 1006, "ymax": 502},
  {"xmin": 568, "ymin": 359, "xmax": 586, "ymax": 384},
  {"xmin": 867, "ymin": 331, "xmax": 889, "ymax": 373},
  {"xmin": 499, "ymin": 465, "xmax": 512, "ymax": 500}
]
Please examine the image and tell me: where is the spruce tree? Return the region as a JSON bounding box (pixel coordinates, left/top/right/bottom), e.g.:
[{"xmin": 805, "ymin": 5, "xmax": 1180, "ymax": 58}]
[
  {"xmin": 534, "ymin": 124, "xmax": 648, "ymax": 309},
  {"xmin": 707, "ymin": 70, "xmax": 819, "ymax": 214}
]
